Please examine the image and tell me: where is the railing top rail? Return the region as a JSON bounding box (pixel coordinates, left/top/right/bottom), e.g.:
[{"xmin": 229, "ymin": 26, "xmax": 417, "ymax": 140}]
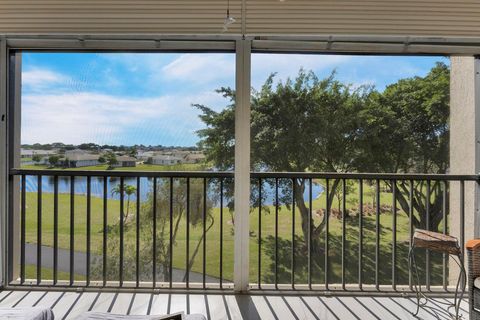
[
  {"xmin": 10, "ymin": 168, "xmax": 480, "ymax": 181},
  {"xmin": 252, "ymin": 172, "xmax": 480, "ymax": 181}
]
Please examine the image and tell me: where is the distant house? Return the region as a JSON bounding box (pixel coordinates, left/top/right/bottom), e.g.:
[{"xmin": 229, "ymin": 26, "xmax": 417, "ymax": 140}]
[
  {"xmin": 21, "ymin": 149, "xmax": 58, "ymax": 158},
  {"xmin": 171, "ymin": 150, "xmax": 190, "ymax": 159},
  {"xmin": 183, "ymin": 153, "xmax": 206, "ymax": 164},
  {"xmin": 65, "ymin": 154, "xmax": 100, "ymax": 168},
  {"xmin": 137, "ymin": 151, "xmax": 156, "ymax": 161},
  {"xmin": 149, "ymin": 155, "xmax": 183, "ymax": 165},
  {"xmin": 113, "ymin": 156, "xmax": 137, "ymax": 167}
]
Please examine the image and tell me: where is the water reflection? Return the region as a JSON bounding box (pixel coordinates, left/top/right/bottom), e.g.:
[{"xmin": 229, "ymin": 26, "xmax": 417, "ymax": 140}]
[{"xmin": 23, "ymin": 175, "xmax": 323, "ymax": 205}]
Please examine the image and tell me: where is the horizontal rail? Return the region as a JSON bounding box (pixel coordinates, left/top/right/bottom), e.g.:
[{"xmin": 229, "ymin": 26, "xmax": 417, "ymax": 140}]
[
  {"xmin": 10, "ymin": 168, "xmax": 480, "ymax": 181},
  {"xmin": 10, "ymin": 168, "xmax": 234, "ymax": 178},
  {"xmin": 4, "ymin": 283, "xmax": 463, "ymax": 297},
  {"xmin": 252, "ymin": 172, "xmax": 480, "ymax": 181}
]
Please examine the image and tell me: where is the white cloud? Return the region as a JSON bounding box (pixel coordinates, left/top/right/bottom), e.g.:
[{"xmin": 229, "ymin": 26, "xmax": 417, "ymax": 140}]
[
  {"xmin": 22, "ymin": 69, "xmax": 68, "ymax": 87},
  {"xmin": 21, "ymin": 90, "xmax": 227, "ymax": 145},
  {"xmin": 98, "ymin": 53, "xmax": 235, "ymax": 90},
  {"xmin": 162, "ymin": 54, "xmax": 235, "ymax": 83}
]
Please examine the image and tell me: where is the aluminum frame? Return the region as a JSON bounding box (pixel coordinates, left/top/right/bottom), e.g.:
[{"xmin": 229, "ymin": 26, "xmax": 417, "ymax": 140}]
[{"xmin": 2, "ymin": 34, "xmax": 480, "ymax": 55}]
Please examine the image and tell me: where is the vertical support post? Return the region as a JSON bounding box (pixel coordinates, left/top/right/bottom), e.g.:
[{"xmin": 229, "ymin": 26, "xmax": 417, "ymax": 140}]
[
  {"xmin": 234, "ymin": 38, "xmax": 251, "ymax": 293},
  {"xmin": 6, "ymin": 50, "xmax": 21, "ymax": 284},
  {"xmin": 449, "ymin": 56, "xmax": 480, "ymax": 285},
  {"xmin": 0, "ymin": 38, "xmax": 7, "ymax": 286}
]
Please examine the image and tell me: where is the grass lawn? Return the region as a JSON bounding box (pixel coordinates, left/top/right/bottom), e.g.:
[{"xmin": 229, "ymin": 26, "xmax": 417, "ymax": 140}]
[
  {"xmin": 23, "ymin": 180, "xmax": 447, "ymax": 285},
  {"xmin": 25, "ymin": 264, "xmax": 85, "ymax": 282}
]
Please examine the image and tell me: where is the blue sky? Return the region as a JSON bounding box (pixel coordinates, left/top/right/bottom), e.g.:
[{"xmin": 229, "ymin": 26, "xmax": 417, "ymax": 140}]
[{"xmin": 21, "ymin": 52, "xmax": 448, "ymax": 146}]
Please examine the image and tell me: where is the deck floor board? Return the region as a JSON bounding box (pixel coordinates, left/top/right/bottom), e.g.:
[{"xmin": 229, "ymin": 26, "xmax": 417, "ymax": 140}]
[{"xmin": 0, "ymin": 290, "xmax": 469, "ymax": 319}]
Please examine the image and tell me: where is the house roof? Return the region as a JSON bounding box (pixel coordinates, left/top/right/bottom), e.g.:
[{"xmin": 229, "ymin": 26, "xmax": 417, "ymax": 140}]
[
  {"xmin": 67, "ymin": 154, "xmax": 99, "ymax": 161},
  {"xmin": 21, "ymin": 149, "xmax": 58, "ymax": 156},
  {"xmin": 152, "ymin": 155, "xmax": 183, "ymax": 161},
  {"xmin": 117, "ymin": 156, "xmax": 136, "ymax": 162}
]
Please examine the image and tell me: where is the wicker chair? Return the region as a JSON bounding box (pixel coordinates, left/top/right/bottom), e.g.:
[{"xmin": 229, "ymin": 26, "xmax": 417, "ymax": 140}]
[{"xmin": 467, "ymin": 239, "xmax": 480, "ymax": 320}]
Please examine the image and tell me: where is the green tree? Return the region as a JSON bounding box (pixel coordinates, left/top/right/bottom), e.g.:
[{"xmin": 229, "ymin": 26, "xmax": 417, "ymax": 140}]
[
  {"xmin": 105, "ymin": 152, "xmax": 118, "ymax": 169},
  {"xmin": 356, "ymin": 62, "xmax": 450, "ymax": 231},
  {"xmin": 128, "ymin": 147, "xmax": 138, "ymax": 158},
  {"xmin": 194, "ymin": 63, "xmax": 450, "ymax": 274},
  {"xmin": 48, "ymin": 155, "xmax": 60, "ymax": 168},
  {"xmin": 32, "ymin": 153, "xmax": 42, "ymax": 164},
  {"xmin": 195, "ymin": 69, "xmax": 371, "ymax": 262},
  {"xmin": 111, "ymin": 184, "xmax": 137, "ymax": 224}
]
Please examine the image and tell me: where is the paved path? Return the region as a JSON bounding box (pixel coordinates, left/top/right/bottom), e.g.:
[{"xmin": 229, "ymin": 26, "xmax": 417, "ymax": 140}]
[{"xmin": 25, "ymin": 244, "xmax": 225, "ymax": 283}]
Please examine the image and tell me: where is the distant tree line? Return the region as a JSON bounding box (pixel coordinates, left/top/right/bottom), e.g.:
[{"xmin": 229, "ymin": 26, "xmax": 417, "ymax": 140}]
[{"xmin": 21, "ymin": 142, "xmax": 202, "ymax": 152}]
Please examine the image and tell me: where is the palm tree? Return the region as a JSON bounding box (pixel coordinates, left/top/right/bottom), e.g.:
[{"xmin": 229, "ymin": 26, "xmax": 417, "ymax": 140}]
[{"xmin": 111, "ymin": 184, "xmax": 137, "ymax": 223}]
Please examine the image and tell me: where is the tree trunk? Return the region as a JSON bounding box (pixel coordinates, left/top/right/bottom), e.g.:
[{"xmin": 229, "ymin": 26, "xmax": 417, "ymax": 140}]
[
  {"xmin": 393, "ymin": 180, "xmax": 445, "ymax": 232},
  {"xmin": 293, "ymin": 178, "xmax": 340, "ymax": 269}
]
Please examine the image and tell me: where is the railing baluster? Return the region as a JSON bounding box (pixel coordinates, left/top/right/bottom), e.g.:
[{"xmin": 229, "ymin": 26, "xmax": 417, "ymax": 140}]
[
  {"xmin": 275, "ymin": 177, "xmax": 279, "ymax": 289},
  {"xmin": 103, "ymin": 177, "xmax": 107, "ymax": 286},
  {"xmin": 258, "ymin": 178, "xmax": 262, "ymax": 289},
  {"xmin": 291, "ymin": 178, "xmax": 295, "ymax": 289},
  {"xmin": 341, "ymin": 178, "xmax": 346, "ymax": 290},
  {"xmin": 53, "ymin": 176, "xmax": 58, "ymax": 285},
  {"xmin": 202, "ymin": 177, "xmax": 207, "ymax": 289},
  {"xmin": 325, "ymin": 178, "xmax": 329, "ymax": 290},
  {"xmin": 169, "ymin": 177, "xmax": 173, "ymax": 289},
  {"xmin": 392, "ymin": 179, "xmax": 397, "ymax": 290},
  {"xmin": 37, "ymin": 175, "xmax": 42, "ymax": 285},
  {"xmin": 426, "ymin": 180, "xmax": 430, "ymax": 291},
  {"xmin": 86, "ymin": 176, "xmax": 91, "ymax": 286},
  {"xmin": 359, "ymin": 178, "xmax": 363, "ymax": 290},
  {"xmin": 20, "ymin": 175, "xmax": 25, "ymax": 284},
  {"xmin": 186, "ymin": 177, "xmax": 190, "ymax": 288},
  {"xmin": 70, "ymin": 176, "xmax": 74, "ymax": 286},
  {"xmin": 408, "ymin": 180, "xmax": 414, "ymax": 290},
  {"xmin": 220, "ymin": 178, "xmax": 224, "ymax": 289},
  {"xmin": 136, "ymin": 177, "xmax": 141, "ymax": 288},
  {"xmin": 152, "ymin": 177, "xmax": 157, "ymax": 288},
  {"xmin": 375, "ymin": 179, "xmax": 380, "ymax": 290},
  {"xmin": 119, "ymin": 177, "xmax": 124, "ymax": 287},
  {"xmin": 442, "ymin": 180, "xmax": 447, "ymax": 290}
]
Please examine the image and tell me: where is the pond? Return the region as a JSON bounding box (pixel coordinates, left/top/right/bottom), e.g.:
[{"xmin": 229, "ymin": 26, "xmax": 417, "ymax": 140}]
[{"xmin": 23, "ymin": 175, "xmax": 324, "ymax": 206}]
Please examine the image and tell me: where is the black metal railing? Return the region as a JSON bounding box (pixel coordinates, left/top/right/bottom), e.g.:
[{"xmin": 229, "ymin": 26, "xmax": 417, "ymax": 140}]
[
  {"xmin": 7, "ymin": 169, "xmax": 478, "ymax": 293},
  {"xmin": 251, "ymin": 172, "xmax": 478, "ymax": 292},
  {"xmin": 9, "ymin": 169, "xmax": 233, "ymax": 289}
]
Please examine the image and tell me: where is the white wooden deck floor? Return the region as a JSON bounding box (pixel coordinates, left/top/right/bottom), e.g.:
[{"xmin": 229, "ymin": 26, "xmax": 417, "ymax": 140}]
[{"xmin": 0, "ymin": 290, "xmax": 469, "ymax": 320}]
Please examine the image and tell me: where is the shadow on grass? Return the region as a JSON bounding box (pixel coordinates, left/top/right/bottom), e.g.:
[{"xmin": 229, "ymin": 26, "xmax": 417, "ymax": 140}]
[{"xmin": 261, "ymin": 217, "xmax": 447, "ymax": 286}]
